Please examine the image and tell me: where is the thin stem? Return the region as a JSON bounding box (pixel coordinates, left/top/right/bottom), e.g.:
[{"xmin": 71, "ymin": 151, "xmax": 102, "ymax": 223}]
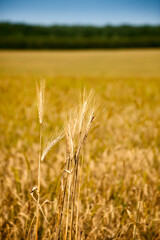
[
  {"xmin": 56, "ymin": 156, "xmax": 71, "ymax": 240},
  {"xmin": 35, "ymin": 123, "xmax": 42, "ymax": 240},
  {"xmin": 76, "ymin": 152, "xmax": 84, "ymax": 240},
  {"xmin": 70, "ymin": 154, "xmax": 79, "ymax": 239},
  {"xmin": 65, "ymin": 172, "xmax": 71, "ymax": 240}
]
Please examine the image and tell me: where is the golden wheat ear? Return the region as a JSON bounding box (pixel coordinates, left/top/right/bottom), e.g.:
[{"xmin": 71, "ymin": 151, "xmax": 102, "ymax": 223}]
[
  {"xmin": 41, "ymin": 131, "xmax": 64, "ymax": 162},
  {"xmin": 37, "ymin": 79, "xmax": 45, "ymax": 125}
]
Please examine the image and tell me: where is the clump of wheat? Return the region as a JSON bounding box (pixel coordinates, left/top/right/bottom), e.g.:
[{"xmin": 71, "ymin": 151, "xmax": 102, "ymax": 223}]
[
  {"xmin": 56, "ymin": 89, "xmax": 96, "ymax": 240},
  {"xmin": 30, "ymin": 84, "xmax": 96, "ymax": 240}
]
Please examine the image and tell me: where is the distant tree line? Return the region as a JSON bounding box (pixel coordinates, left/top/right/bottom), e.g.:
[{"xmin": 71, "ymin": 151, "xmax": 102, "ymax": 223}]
[{"xmin": 0, "ymin": 22, "xmax": 160, "ymax": 49}]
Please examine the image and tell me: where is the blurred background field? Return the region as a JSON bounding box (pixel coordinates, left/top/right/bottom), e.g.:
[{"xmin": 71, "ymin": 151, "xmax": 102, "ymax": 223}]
[
  {"xmin": 1, "ymin": 49, "xmax": 160, "ymax": 239},
  {"xmin": 0, "ymin": 49, "xmax": 160, "ymax": 77}
]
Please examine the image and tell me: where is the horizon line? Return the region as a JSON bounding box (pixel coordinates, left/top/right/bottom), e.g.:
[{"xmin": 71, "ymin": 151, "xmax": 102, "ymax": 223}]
[{"xmin": 0, "ymin": 20, "xmax": 160, "ymax": 27}]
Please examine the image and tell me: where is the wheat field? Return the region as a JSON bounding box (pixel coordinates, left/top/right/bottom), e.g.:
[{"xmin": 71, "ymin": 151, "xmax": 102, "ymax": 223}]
[{"xmin": 0, "ymin": 49, "xmax": 160, "ymax": 240}]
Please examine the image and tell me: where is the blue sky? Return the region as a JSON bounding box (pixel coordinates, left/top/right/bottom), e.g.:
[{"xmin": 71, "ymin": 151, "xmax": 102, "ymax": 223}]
[{"xmin": 0, "ymin": 0, "xmax": 160, "ymax": 26}]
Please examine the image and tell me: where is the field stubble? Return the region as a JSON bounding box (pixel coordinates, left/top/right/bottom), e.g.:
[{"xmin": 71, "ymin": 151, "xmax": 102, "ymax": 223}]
[{"xmin": 0, "ymin": 50, "xmax": 160, "ymax": 239}]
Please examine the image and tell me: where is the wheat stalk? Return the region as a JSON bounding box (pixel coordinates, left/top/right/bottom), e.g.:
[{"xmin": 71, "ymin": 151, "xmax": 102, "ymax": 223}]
[{"xmin": 35, "ymin": 79, "xmax": 45, "ymax": 240}]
